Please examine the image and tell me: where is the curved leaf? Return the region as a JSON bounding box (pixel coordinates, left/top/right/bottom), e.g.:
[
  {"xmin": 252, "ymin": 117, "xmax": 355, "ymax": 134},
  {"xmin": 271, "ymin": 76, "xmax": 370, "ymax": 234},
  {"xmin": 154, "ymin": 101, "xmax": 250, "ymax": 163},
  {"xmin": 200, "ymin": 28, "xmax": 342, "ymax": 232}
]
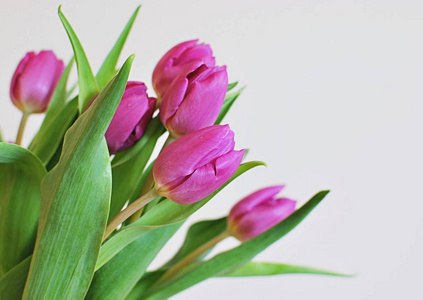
[
  {"xmin": 215, "ymin": 87, "xmax": 245, "ymax": 124},
  {"xmin": 96, "ymin": 161, "xmax": 265, "ymax": 270},
  {"xmin": 58, "ymin": 6, "xmax": 99, "ymax": 112},
  {"xmin": 221, "ymin": 262, "xmax": 350, "ymax": 277},
  {"xmin": 144, "ymin": 190, "xmax": 330, "ymax": 299},
  {"xmin": 96, "ymin": 6, "xmax": 141, "ymax": 89},
  {"xmin": 22, "ymin": 56, "xmax": 134, "ymax": 300},
  {"xmin": 0, "ymin": 143, "xmax": 46, "ymax": 276},
  {"xmin": 0, "ymin": 256, "xmax": 31, "ymax": 300}
]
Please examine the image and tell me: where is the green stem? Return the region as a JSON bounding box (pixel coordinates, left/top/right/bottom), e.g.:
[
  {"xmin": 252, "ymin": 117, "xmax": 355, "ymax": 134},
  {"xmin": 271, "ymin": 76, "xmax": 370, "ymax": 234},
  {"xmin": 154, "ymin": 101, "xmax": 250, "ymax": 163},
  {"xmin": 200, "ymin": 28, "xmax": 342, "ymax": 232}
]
[
  {"xmin": 155, "ymin": 231, "xmax": 230, "ymax": 286},
  {"xmin": 103, "ymin": 189, "xmax": 158, "ymax": 241},
  {"xmin": 128, "ymin": 135, "xmax": 176, "ymax": 224},
  {"xmin": 15, "ymin": 112, "xmax": 30, "ymax": 145}
]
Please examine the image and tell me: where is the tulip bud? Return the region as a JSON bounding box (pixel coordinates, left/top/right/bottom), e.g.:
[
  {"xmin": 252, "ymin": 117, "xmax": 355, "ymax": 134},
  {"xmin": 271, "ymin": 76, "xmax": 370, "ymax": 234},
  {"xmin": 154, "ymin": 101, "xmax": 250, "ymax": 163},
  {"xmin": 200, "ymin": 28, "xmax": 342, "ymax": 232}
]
[
  {"xmin": 105, "ymin": 81, "xmax": 156, "ymax": 155},
  {"xmin": 152, "ymin": 39, "xmax": 215, "ymax": 100},
  {"xmin": 227, "ymin": 186, "xmax": 297, "ymax": 241},
  {"xmin": 10, "ymin": 50, "xmax": 64, "ymax": 114},
  {"xmin": 159, "ymin": 65, "xmax": 228, "ymax": 138},
  {"xmin": 153, "ymin": 124, "xmax": 244, "ymax": 204}
]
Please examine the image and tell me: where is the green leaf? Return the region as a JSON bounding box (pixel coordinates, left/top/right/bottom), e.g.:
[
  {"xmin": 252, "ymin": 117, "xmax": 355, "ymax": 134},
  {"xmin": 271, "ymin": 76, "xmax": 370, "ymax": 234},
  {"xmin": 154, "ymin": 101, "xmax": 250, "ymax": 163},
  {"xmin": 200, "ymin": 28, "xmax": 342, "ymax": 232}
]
[
  {"xmin": 144, "ymin": 190, "xmax": 330, "ymax": 299},
  {"xmin": 29, "ymin": 98, "xmax": 78, "ymax": 165},
  {"xmin": 126, "ymin": 272, "xmax": 164, "ymax": 300},
  {"xmin": 58, "ymin": 6, "xmax": 99, "ymax": 112},
  {"xmin": 22, "ymin": 56, "xmax": 134, "ymax": 299},
  {"xmin": 0, "ymin": 256, "xmax": 31, "ymax": 300},
  {"xmin": 0, "ymin": 143, "xmax": 46, "ymax": 276},
  {"xmin": 96, "ymin": 161, "xmax": 265, "ymax": 269},
  {"xmin": 215, "ymin": 87, "xmax": 245, "ymax": 124},
  {"xmin": 0, "ymin": 129, "xmax": 3, "ymax": 142},
  {"xmin": 96, "ymin": 6, "xmax": 141, "ymax": 90},
  {"xmin": 221, "ymin": 262, "xmax": 350, "ymax": 277},
  {"xmin": 227, "ymin": 81, "xmax": 238, "ymax": 92},
  {"xmin": 163, "ymin": 217, "xmax": 227, "ymax": 269},
  {"xmin": 86, "ymin": 223, "xmax": 182, "ymax": 300},
  {"xmin": 108, "ymin": 118, "xmax": 164, "ymax": 221}
]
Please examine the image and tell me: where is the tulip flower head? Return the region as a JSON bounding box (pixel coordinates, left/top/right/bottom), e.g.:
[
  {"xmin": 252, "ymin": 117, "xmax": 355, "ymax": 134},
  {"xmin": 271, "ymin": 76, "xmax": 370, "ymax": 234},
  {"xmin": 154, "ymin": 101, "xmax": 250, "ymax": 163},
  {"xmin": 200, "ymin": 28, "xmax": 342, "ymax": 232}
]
[
  {"xmin": 10, "ymin": 50, "xmax": 64, "ymax": 114},
  {"xmin": 105, "ymin": 81, "xmax": 156, "ymax": 155},
  {"xmin": 228, "ymin": 186, "xmax": 297, "ymax": 241},
  {"xmin": 153, "ymin": 125, "xmax": 244, "ymax": 204},
  {"xmin": 152, "ymin": 39, "xmax": 215, "ymax": 101},
  {"xmin": 159, "ymin": 64, "xmax": 228, "ymax": 138}
]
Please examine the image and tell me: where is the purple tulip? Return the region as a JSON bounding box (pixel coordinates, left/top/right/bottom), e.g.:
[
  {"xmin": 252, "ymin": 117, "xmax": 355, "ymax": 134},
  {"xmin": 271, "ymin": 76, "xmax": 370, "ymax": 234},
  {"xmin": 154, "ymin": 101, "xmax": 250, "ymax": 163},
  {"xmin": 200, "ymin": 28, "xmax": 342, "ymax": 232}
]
[
  {"xmin": 152, "ymin": 39, "xmax": 215, "ymax": 100},
  {"xmin": 227, "ymin": 186, "xmax": 297, "ymax": 241},
  {"xmin": 105, "ymin": 81, "xmax": 156, "ymax": 155},
  {"xmin": 10, "ymin": 50, "xmax": 64, "ymax": 114},
  {"xmin": 153, "ymin": 124, "xmax": 244, "ymax": 204},
  {"xmin": 159, "ymin": 64, "xmax": 228, "ymax": 138}
]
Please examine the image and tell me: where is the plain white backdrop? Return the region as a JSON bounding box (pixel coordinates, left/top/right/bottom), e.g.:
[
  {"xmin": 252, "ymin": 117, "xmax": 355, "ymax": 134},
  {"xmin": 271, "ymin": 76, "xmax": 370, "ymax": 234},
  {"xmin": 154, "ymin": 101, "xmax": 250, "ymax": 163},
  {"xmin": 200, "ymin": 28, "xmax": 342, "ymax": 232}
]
[{"xmin": 1, "ymin": 0, "xmax": 422, "ymax": 299}]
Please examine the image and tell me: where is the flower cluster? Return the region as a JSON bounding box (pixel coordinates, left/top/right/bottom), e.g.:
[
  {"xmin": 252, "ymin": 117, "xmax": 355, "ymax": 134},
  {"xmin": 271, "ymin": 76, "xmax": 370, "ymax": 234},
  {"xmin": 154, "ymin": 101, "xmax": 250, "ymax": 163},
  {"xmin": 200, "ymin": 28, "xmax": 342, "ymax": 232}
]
[{"xmin": 0, "ymin": 7, "xmax": 333, "ymax": 300}]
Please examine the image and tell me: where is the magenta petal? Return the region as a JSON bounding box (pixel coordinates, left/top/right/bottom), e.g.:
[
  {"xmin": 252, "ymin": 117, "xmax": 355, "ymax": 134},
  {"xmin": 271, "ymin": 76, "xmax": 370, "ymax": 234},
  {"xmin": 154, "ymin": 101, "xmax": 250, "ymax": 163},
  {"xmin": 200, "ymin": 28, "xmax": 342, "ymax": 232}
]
[
  {"xmin": 228, "ymin": 185, "xmax": 285, "ymax": 221},
  {"xmin": 162, "ymin": 149, "xmax": 245, "ymax": 204},
  {"xmin": 154, "ymin": 125, "xmax": 235, "ymax": 187},
  {"xmin": 234, "ymin": 198, "xmax": 296, "ymax": 241},
  {"xmin": 166, "ymin": 66, "xmax": 228, "ymax": 137}
]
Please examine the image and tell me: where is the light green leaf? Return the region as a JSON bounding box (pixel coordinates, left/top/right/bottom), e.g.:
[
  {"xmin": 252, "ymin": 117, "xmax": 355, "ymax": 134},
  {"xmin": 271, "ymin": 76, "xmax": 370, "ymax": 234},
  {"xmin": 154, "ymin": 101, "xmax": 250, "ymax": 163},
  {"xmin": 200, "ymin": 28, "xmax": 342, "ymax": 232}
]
[
  {"xmin": 0, "ymin": 256, "xmax": 31, "ymax": 300},
  {"xmin": 163, "ymin": 217, "xmax": 227, "ymax": 269},
  {"xmin": 86, "ymin": 223, "xmax": 182, "ymax": 300},
  {"xmin": 58, "ymin": 6, "xmax": 99, "ymax": 112},
  {"xmin": 22, "ymin": 56, "xmax": 134, "ymax": 300},
  {"xmin": 0, "ymin": 129, "xmax": 3, "ymax": 142},
  {"xmin": 96, "ymin": 6, "xmax": 141, "ymax": 89},
  {"xmin": 108, "ymin": 118, "xmax": 164, "ymax": 221},
  {"xmin": 96, "ymin": 161, "xmax": 265, "ymax": 270},
  {"xmin": 29, "ymin": 98, "xmax": 78, "ymax": 165},
  {"xmin": 144, "ymin": 190, "xmax": 330, "ymax": 299},
  {"xmin": 215, "ymin": 87, "xmax": 245, "ymax": 124},
  {"xmin": 221, "ymin": 262, "xmax": 350, "ymax": 277},
  {"xmin": 0, "ymin": 143, "xmax": 46, "ymax": 276},
  {"xmin": 227, "ymin": 81, "xmax": 238, "ymax": 92}
]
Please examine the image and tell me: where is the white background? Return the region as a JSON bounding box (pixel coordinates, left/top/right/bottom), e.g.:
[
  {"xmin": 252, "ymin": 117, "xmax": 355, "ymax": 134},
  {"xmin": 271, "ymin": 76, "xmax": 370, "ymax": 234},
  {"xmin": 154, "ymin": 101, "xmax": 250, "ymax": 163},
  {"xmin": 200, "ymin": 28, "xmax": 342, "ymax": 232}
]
[{"xmin": 1, "ymin": 0, "xmax": 422, "ymax": 299}]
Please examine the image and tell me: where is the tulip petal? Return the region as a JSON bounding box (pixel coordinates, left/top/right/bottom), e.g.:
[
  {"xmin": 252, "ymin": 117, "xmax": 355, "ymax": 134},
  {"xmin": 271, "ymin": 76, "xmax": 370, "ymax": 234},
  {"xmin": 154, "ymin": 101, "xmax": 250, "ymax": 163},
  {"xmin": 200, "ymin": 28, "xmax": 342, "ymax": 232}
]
[
  {"xmin": 163, "ymin": 149, "xmax": 245, "ymax": 204},
  {"xmin": 234, "ymin": 198, "xmax": 297, "ymax": 241},
  {"xmin": 229, "ymin": 185, "xmax": 285, "ymax": 221},
  {"xmin": 154, "ymin": 125, "xmax": 235, "ymax": 188}
]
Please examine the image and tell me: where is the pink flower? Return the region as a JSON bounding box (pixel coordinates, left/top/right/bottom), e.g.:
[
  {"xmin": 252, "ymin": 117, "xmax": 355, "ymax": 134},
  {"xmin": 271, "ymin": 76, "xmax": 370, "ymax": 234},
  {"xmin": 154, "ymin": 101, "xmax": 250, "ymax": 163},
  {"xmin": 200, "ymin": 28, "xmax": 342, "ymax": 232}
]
[
  {"xmin": 159, "ymin": 65, "xmax": 228, "ymax": 138},
  {"xmin": 10, "ymin": 50, "xmax": 64, "ymax": 114},
  {"xmin": 105, "ymin": 81, "xmax": 156, "ymax": 154},
  {"xmin": 153, "ymin": 125, "xmax": 244, "ymax": 204},
  {"xmin": 228, "ymin": 186, "xmax": 297, "ymax": 241},
  {"xmin": 152, "ymin": 39, "xmax": 215, "ymax": 101}
]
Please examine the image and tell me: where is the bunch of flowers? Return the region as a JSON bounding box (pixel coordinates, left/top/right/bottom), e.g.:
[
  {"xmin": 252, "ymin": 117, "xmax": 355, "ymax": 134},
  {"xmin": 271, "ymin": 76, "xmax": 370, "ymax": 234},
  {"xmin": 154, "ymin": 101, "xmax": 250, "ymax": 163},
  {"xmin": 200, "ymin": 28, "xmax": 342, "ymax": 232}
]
[{"xmin": 0, "ymin": 6, "xmax": 342, "ymax": 299}]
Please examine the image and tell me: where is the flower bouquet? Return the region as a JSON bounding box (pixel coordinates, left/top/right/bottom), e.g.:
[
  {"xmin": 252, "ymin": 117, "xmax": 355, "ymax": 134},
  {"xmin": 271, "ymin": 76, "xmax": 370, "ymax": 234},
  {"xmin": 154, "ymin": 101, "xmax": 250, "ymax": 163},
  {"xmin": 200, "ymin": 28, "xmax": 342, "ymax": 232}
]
[{"xmin": 0, "ymin": 6, "xmax": 344, "ymax": 299}]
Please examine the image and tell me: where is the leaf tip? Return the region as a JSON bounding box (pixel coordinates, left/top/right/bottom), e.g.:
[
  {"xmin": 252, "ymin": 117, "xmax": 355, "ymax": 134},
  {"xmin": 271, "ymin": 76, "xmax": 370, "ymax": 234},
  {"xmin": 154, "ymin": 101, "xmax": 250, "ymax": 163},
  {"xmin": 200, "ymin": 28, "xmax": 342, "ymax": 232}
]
[{"xmin": 58, "ymin": 4, "xmax": 63, "ymax": 14}]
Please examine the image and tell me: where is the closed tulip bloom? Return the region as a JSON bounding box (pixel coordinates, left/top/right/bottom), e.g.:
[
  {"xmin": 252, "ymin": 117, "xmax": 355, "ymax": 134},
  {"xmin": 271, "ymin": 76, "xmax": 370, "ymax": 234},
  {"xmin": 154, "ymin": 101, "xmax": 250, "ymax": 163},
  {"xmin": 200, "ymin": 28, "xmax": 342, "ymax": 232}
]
[
  {"xmin": 159, "ymin": 65, "xmax": 228, "ymax": 138},
  {"xmin": 105, "ymin": 81, "xmax": 156, "ymax": 155},
  {"xmin": 153, "ymin": 125, "xmax": 244, "ymax": 204},
  {"xmin": 153, "ymin": 39, "xmax": 215, "ymax": 100},
  {"xmin": 228, "ymin": 186, "xmax": 297, "ymax": 241},
  {"xmin": 10, "ymin": 50, "xmax": 64, "ymax": 114}
]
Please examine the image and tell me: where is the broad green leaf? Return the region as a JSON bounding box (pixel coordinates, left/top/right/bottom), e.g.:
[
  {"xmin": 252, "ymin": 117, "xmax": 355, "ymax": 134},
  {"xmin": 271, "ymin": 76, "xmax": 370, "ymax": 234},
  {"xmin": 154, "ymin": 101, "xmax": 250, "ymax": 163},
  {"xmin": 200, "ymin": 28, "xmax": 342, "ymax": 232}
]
[
  {"xmin": 163, "ymin": 217, "xmax": 227, "ymax": 268},
  {"xmin": 221, "ymin": 262, "xmax": 350, "ymax": 277},
  {"xmin": 22, "ymin": 56, "xmax": 134, "ymax": 300},
  {"xmin": 126, "ymin": 272, "xmax": 164, "ymax": 300},
  {"xmin": 0, "ymin": 143, "xmax": 46, "ymax": 276},
  {"xmin": 29, "ymin": 98, "xmax": 78, "ymax": 165},
  {"xmin": 29, "ymin": 60, "xmax": 77, "ymax": 164},
  {"xmin": 108, "ymin": 118, "xmax": 164, "ymax": 221},
  {"xmin": 86, "ymin": 223, "xmax": 182, "ymax": 300},
  {"xmin": 227, "ymin": 81, "xmax": 238, "ymax": 91},
  {"xmin": 144, "ymin": 190, "xmax": 330, "ymax": 299},
  {"xmin": 215, "ymin": 87, "xmax": 245, "ymax": 124},
  {"xmin": 96, "ymin": 161, "xmax": 265, "ymax": 270},
  {"xmin": 96, "ymin": 6, "xmax": 141, "ymax": 89},
  {"xmin": 0, "ymin": 256, "xmax": 31, "ymax": 300},
  {"xmin": 58, "ymin": 6, "xmax": 99, "ymax": 112}
]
